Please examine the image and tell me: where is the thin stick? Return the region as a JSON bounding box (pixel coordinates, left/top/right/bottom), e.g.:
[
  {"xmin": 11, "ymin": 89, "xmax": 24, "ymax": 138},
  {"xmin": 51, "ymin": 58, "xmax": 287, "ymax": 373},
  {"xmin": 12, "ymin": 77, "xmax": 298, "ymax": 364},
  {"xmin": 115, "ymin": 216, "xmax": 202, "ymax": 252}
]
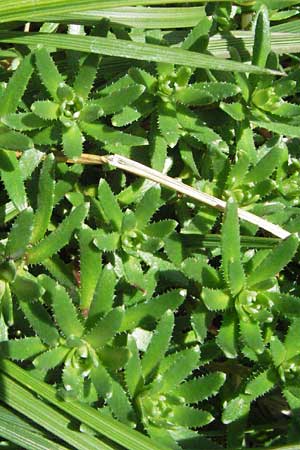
[{"xmin": 59, "ymin": 152, "xmax": 291, "ymax": 239}]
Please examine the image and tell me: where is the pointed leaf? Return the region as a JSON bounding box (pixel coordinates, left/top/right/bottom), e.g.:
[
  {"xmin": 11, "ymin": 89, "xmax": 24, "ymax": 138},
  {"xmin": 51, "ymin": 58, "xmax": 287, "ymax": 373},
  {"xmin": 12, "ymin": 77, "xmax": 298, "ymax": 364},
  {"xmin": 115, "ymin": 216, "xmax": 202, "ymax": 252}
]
[
  {"xmin": 79, "ymin": 227, "xmax": 102, "ymax": 311},
  {"xmin": 141, "ymin": 310, "xmax": 174, "ymax": 379},
  {"xmin": 158, "ymin": 346, "xmax": 199, "ymax": 392},
  {"xmin": 6, "ymin": 208, "xmax": 33, "ymax": 259},
  {"xmin": 243, "ymin": 145, "xmax": 281, "ymax": 184},
  {"xmin": 81, "ymin": 122, "xmax": 148, "ymax": 150},
  {"xmin": 73, "ymin": 53, "xmax": 100, "ymax": 101},
  {"xmin": 85, "ymin": 307, "xmax": 123, "ymax": 349},
  {"xmin": 107, "ymin": 379, "xmax": 136, "ymax": 427},
  {"xmin": 135, "ymin": 186, "xmax": 161, "ymax": 229},
  {"xmin": 0, "ymin": 149, "xmax": 28, "ymax": 211},
  {"xmin": 31, "ymin": 100, "xmax": 59, "ymax": 121},
  {"xmin": 239, "ymin": 319, "xmax": 264, "ymax": 354},
  {"xmin": 31, "ymin": 153, "xmax": 55, "ymax": 244},
  {"xmin": 221, "ymin": 199, "xmax": 245, "ymax": 296},
  {"xmin": 97, "ymin": 178, "xmax": 123, "ymax": 231},
  {"xmin": 125, "ymin": 335, "xmax": 143, "ymax": 398},
  {"xmin": 62, "ymin": 123, "xmax": 83, "ymax": 158},
  {"xmin": 247, "ymin": 235, "xmax": 298, "ymax": 287},
  {"xmin": 217, "ymin": 312, "xmax": 238, "ymax": 358},
  {"xmin": 33, "ymin": 346, "xmax": 69, "ymax": 370},
  {"xmin": 158, "ymin": 101, "xmax": 180, "ymax": 148},
  {"xmin": 202, "ymin": 288, "xmax": 232, "ymax": 311},
  {"xmin": 90, "ymin": 364, "xmax": 112, "ymax": 399},
  {"xmin": 175, "ymin": 82, "xmax": 240, "ymax": 105},
  {"xmin": 35, "ymin": 47, "xmax": 64, "ymax": 100},
  {"xmin": 19, "ymin": 298, "xmax": 59, "ymax": 346},
  {"xmin": 144, "ymin": 220, "xmax": 177, "ymax": 238},
  {"xmin": 285, "ymin": 319, "xmax": 300, "ymax": 360},
  {"xmin": 94, "ymin": 84, "xmax": 145, "ymax": 115},
  {"xmin": 176, "ymin": 372, "xmax": 226, "ymax": 403},
  {"xmin": 0, "ymin": 126, "xmax": 33, "ymax": 151},
  {"xmin": 120, "ymin": 289, "xmax": 186, "ymax": 332},
  {"xmin": 39, "ymin": 275, "xmax": 84, "ymax": 338},
  {"xmin": 0, "ymin": 53, "xmax": 33, "ymax": 116},
  {"xmin": 222, "ymin": 395, "xmax": 250, "ymax": 424},
  {"xmin": 2, "ymin": 112, "xmax": 48, "ymax": 131},
  {"xmin": 0, "ymin": 337, "xmax": 45, "ymax": 361},
  {"xmin": 245, "ymin": 369, "xmax": 276, "ymax": 398},
  {"xmin": 172, "ymin": 406, "xmax": 213, "ymax": 428},
  {"xmin": 28, "ymin": 203, "xmax": 89, "ymax": 264},
  {"xmin": 89, "ymin": 264, "xmax": 116, "ymax": 319}
]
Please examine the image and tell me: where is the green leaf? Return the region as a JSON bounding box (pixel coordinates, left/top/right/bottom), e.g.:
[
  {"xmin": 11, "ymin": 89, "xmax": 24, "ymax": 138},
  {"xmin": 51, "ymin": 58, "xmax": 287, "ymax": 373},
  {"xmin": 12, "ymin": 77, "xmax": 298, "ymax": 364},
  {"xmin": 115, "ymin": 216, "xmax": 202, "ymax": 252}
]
[
  {"xmin": 181, "ymin": 256, "xmax": 220, "ymax": 288},
  {"xmin": 144, "ymin": 220, "xmax": 177, "ymax": 238},
  {"xmin": 0, "ymin": 53, "xmax": 33, "ymax": 116},
  {"xmin": 0, "ymin": 32, "xmax": 281, "ymax": 76},
  {"xmin": 239, "ymin": 319, "xmax": 264, "ymax": 354},
  {"xmin": 175, "ymin": 82, "xmax": 240, "ymax": 105},
  {"xmin": 252, "ymin": 6, "xmax": 271, "ymax": 69},
  {"xmin": 97, "ymin": 178, "xmax": 123, "ymax": 230},
  {"xmin": 90, "ymin": 364, "xmax": 112, "ymax": 399},
  {"xmin": 270, "ymin": 335, "xmax": 286, "ymax": 368},
  {"xmin": 247, "ymin": 235, "xmax": 298, "ymax": 287},
  {"xmin": 221, "ymin": 199, "xmax": 245, "ymax": 296},
  {"xmin": 172, "ymin": 406, "xmax": 213, "ymax": 428},
  {"xmin": 79, "ymin": 227, "xmax": 102, "ymax": 312},
  {"xmin": 135, "ymin": 186, "xmax": 161, "ymax": 230},
  {"xmin": 1, "ymin": 284, "xmax": 13, "ymax": 326},
  {"xmin": 284, "ymin": 319, "xmax": 300, "ymax": 360},
  {"xmin": 82, "ymin": 122, "xmax": 148, "ymax": 151},
  {"xmin": 158, "ymin": 346, "xmax": 199, "ymax": 392},
  {"xmin": 0, "ymin": 337, "xmax": 45, "ymax": 361},
  {"xmin": 243, "ymin": 145, "xmax": 281, "ymax": 184},
  {"xmin": 222, "ymin": 395, "xmax": 250, "ymax": 424},
  {"xmin": 245, "ymin": 369, "xmax": 276, "ymax": 398},
  {"xmin": 216, "ymin": 312, "xmax": 238, "ymax": 358},
  {"xmin": 95, "ymin": 84, "xmax": 145, "ymax": 115},
  {"xmin": 6, "ymin": 208, "xmax": 33, "ymax": 259},
  {"xmin": 2, "ymin": 112, "xmax": 48, "ymax": 131},
  {"xmin": 158, "ymin": 102, "xmax": 181, "ymax": 148},
  {"xmin": 28, "ymin": 203, "xmax": 89, "ymax": 264},
  {"xmin": 0, "ymin": 126, "xmax": 33, "ymax": 151},
  {"xmin": 121, "ymin": 289, "xmax": 186, "ymax": 332},
  {"xmin": 175, "ymin": 372, "xmax": 226, "ymax": 403},
  {"xmin": 31, "ymin": 153, "xmax": 55, "ymax": 244},
  {"xmin": 35, "ymin": 47, "xmax": 64, "ymax": 100},
  {"xmin": 125, "ymin": 335, "xmax": 143, "ymax": 398},
  {"xmin": 19, "ymin": 298, "xmax": 59, "ymax": 347},
  {"xmin": 31, "ymin": 100, "xmax": 59, "ymax": 121},
  {"xmin": 73, "ymin": 53, "xmax": 101, "ymax": 101},
  {"xmin": 93, "ymin": 230, "xmax": 119, "ymax": 252},
  {"xmin": 62, "ymin": 123, "xmax": 83, "ymax": 158},
  {"xmin": 33, "ymin": 347, "xmax": 69, "ymax": 370},
  {"xmin": 202, "ymin": 288, "xmax": 232, "ymax": 311},
  {"xmin": 11, "ymin": 273, "xmax": 43, "ymax": 301},
  {"xmin": 85, "ymin": 307, "xmax": 123, "ymax": 349},
  {"xmin": 269, "ymin": 292, "xmax": 300, "ymax": 318},
  {"xmin": 89, "ymin": 263, "xmax": 116, "ymax": 319},
  {"xmin": 39, "ymin": 275, "xmax": 84, "ymax": 338},
  {"xmin": 107, "ymin": 379, "xmax": 136, "ymax": 427},
  {"xmin": 141, "ymin": 310, "xmax": 174, "ymax": 380}
]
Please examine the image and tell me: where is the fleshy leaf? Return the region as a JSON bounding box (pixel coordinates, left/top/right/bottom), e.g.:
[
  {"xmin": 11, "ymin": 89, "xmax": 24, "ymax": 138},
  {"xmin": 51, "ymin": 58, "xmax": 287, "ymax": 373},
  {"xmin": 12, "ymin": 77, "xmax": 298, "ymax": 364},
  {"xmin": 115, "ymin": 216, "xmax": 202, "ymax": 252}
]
[
  {"xmin": 141, "ymin": 310, "xmax": 174, "ymax": 380},
  {"xmin": 73, "ymin": 53, "xmax": 100, "ymax": 101},
  {"xmin": 31, "ymin": 153, "xmax": 55, "ymax": 244},
  {"xmin": 125, "ymin": 335, "xmax": 144, "ymax": 398},
  {"xmin": 62, "ymin": 123, "xmax": 83, "ymax": 158},
  {"xmin": 97, "ymin": 179, "xmax": 123, "ymax": 231},
  {"xmin": 28, "ymin": 203, "xmax": 89, "ymax": 264},
  {"xmin": 18, "ymin": 298, "xmax": 59, "ymax": 347},
  {"xmin": 120, "ymin": 289, "xmax": 186, "ymax": 332},
  {"xmin": 33, "ymin": 346, "xmax": 69, "ymax": 370},
  {"xmin": 221, "ymin": 199, "xmax": 245, "ymax": 296},
  {"xmin": 0, "ymin": 337, "xmax": 45, "ymax": 361},
  {"xmin": 202, "ymin": 288, "xmax": 232, "ymax": 311},
  {"xmin": 247, "ymin": 235, "xmax": 298, "ymax": 288},
  {"xmin": 0, "ymin": 54, "xmax": 33, "ymax": 116},
  {"xmin": 6, "ymin": 208, "xmax": 33, "ymax": 259},
  {"xmin": 175, "ymin": 82, "xmax": 240, "ymax": 105},
  {"xmin": 175, "ymin": 372, "xmax": 226, "ymax": 403},
  {"xmin": 35, "ymin": 47, "xmax": 64, "ymax": 100},
  {"xmin": 31, "ymin": 100, "xmax": 59, "ymax": 121},
  {"xmin": 172, "ymin": 406, "xmax": 213, "ymax": 428},
  {"xmin": 89, "ymin": 264, "xmax": 116, "ymax": 319},
  {"xmin": 39, "ymin": 275, "xmax": 84, "ymax": 338},
  {"xmin": 216, "ymin": 312, "xmax": 238, "ymax": 358},
  {"xmin": 79, "ymin": 227, "xmax": 102, "ymax": 312},
  {"xmin": 84, "ymin": 307, "xmax": 123, "ymax": 349}
]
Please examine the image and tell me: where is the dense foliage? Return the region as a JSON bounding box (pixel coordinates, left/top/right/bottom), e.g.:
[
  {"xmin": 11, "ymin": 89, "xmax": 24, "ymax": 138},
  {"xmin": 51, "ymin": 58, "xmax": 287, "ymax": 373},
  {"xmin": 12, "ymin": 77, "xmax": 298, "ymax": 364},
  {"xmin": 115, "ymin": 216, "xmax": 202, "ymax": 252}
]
[{"xmin": 0, "ymin": 1, "xmax": 300, "ymax": 449}]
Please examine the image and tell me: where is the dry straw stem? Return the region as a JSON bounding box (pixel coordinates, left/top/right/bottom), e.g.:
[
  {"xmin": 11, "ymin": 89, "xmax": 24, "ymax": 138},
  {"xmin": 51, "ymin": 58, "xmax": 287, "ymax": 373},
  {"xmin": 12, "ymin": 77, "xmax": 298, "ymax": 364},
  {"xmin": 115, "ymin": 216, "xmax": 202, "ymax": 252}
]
[{"xmin": 55, "ymin": 152, "xmax": 291, "ymax": 240}]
